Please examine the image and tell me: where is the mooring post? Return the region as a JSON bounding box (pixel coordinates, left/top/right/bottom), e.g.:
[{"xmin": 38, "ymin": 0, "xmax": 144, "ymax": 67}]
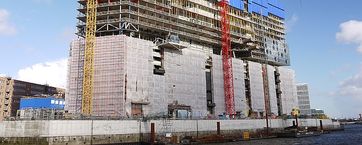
[
  {"xmin": 196, "ymin": 120, "xmax": 199, "ymax": 139},
  {"xmin": 151, "ymin": 123, "xmax": 155, "ymax": 145},
  {"xmin": 217, "ymin": 122, "xmax": 220, "ymax": 135},
  {"xmin": 90, "ymin": 119, "xmax": 93, "ymax": 145},
  {"xmin": 320, "ymin": 120, "xmax": 323, "ymax": 131},
  {"xmin": 266, "ymin": 114, "xmax": 269, "ymax": 136}
]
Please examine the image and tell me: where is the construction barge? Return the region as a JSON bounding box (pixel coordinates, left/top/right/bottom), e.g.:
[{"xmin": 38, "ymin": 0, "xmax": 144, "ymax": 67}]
[{"xmin": 275, "ymin": 126, "xmax": 322, "ymax": 138}]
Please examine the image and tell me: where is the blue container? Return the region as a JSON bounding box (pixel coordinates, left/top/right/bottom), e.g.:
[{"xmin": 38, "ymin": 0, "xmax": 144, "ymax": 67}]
[{"xmin": 20, "ymin": 97, "xmax": 65, "ymax": 110}]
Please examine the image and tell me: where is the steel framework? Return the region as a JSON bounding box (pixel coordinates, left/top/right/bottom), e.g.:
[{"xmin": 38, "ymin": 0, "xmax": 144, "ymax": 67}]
[
  {"xmin": 220, "ymin": 0, "xmax": 235, "ymax": 115},
  {"xmin": 82, "ymin": 0, "xmax": 97, "ymax": 116}
]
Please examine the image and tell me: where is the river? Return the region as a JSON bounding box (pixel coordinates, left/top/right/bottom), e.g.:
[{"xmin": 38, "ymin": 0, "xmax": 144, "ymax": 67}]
[{"xmin": 207, "ymin": 124, "xmax": 362, "ymax": 145}]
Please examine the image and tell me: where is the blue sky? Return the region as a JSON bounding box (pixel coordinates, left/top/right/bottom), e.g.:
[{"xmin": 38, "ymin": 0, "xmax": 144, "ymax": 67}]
[
  {"xmin": 0, "ymin": 0, "xmax": 362, "ymax": 118},
  {"xmin": 281, "ymin": 0, "xmax": 362, "ymax": 118},
  {"xmin": 0, "ymin": 0, "xmax": 77, "ymax": 87}
]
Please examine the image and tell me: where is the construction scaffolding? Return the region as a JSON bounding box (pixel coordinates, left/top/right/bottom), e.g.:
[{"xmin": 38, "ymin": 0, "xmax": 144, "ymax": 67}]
[
  {"xmin": 66, "ymin": 0, "xmax": 298, "ymax": 118},
  {"xmin": 67, "ymin": 36, "xmax": 127, "ymax": 117},
  {"xmin": 76, "ymin": 0, "xmax": 288, "ymax": 66}
]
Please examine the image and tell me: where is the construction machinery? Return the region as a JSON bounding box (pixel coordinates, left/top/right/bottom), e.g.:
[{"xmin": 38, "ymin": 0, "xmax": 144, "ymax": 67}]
[
  {"xmin": 219, "ymin": 0, "xmax": 235, "ymax": 116},
  {"xmin": 82, "ymin": 0, "xmax": 97, "ymax": 116}
]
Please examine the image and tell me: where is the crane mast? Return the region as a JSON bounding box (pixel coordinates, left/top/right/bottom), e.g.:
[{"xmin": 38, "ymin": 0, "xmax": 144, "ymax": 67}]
[
  {"xmin": 82, "ymin": 0, "xmax": 97, "ymax": 116},
  {"xmin": 220, "ymin": 0, "xmax": 235, "ymax": 116}
]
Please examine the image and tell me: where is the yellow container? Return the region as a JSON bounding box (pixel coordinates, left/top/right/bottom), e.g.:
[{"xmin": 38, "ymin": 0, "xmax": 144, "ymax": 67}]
[{"xmin": 242, "ymin": 131, "xmax": 250, "ymax": 141}]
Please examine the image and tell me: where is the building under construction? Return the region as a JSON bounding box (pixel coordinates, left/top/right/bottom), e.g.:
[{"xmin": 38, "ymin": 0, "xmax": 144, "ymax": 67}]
[{"xmin": 66, "ymin": 0, "xmax": 298, "ymax": 118}]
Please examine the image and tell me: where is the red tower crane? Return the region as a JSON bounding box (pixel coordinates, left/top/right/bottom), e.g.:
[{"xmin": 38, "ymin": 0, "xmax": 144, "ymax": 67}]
[{"xmin": 220, "ymin": 0, "xmax": 235, "ymax": 116}]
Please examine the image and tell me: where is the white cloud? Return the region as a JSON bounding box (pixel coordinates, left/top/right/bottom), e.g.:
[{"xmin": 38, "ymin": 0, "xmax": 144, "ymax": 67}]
[
  {"xmin": 0, "ymin": 74, "xmax": 6, "ymax": 77},
  {"xmin": 17, "ymin": 59, "xmax": 67, "ymax": 88},
  {"xmin": 337, "ymin": 67, "xmax": 362, "ymax": 99},
  {"xmin": 0, "ymin": 9, "xmax": 17, "ymax": 36},
  {"xmin": 336, "ymin": 20, "xmax": 362, "ymax": 53},
  {"xmin": 285, "ymin": 14, "xmax": 298, "ymax": 32},
  {"xmin": 329, "ymin": 65, "xmax": 362, "ymax": 117}
]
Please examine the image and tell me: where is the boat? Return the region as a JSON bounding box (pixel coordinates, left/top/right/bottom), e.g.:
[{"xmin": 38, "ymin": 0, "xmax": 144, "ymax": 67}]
[{"xmin": 276, "ymin": 126, "xmax": 321, "ymax": 138}]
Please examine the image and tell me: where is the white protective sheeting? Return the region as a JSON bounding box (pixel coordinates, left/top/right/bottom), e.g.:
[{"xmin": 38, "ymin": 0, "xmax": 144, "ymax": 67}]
[
  {"xmin": 67, "ymin": 36, "xmax": 211, "ymax": 118},
  {"xmin": 149, "ymin": 74, "xmax": 167, "ymax": 116},
  {"xmin": 232, "ymin": 59, "xmax": 247, "ymax": 116},
  {"xmin": 212, "ymin": 55, "xmax": 225, "ymax": 116},
  {"xmin": 163, "ymin": 48, "xmax": 208, "ymax": 117},
  {"xmin": 278, "ymin": 67, "xmax": 298, "ymax": 115},
  {"xmin": 68, "ymin": 35, "xmax": 289, "ymax": 118},
  {"xmin": 124, "ymin": 37, "xmax": 154, "ymax": 116},
  {"xmin": 212, "ymin": 55, "xmax": 247, "ymax": 116},
  {"xmin": 248, "ymin": 61, "xmax": 265, "ymax": 113}
]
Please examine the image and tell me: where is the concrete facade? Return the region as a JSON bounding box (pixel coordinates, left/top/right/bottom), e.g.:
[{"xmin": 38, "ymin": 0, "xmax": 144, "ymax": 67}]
[{"xmin": 0, "ymin": 119, "xmax": 336, "ymax": 137}]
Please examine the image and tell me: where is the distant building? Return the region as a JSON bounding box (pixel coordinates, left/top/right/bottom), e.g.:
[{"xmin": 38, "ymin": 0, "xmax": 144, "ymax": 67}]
[
  {"xmin": 311, "ymin": 109, "xmax": 325, "ymax": 116},
  {"xmin": 17, "ymin": 97, "xmax": 65, "ymax": 120},
  {"xmin": 0, "ymin": 77, "xmax": 65, "ymax": 120},
  {"xmin": 297, "ymin": 83, "xmax": 312, "ymax": 116}
]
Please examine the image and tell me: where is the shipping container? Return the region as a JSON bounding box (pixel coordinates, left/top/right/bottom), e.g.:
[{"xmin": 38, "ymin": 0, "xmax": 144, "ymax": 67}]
[{"xmin": 20, "ymin": 97, "xmax": 65, "ymax": 110}]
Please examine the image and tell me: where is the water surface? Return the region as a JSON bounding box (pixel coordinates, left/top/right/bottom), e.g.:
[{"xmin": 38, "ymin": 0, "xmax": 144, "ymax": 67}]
[{"xmin": 208, "ymin": 124, "xmax": 362, "ymax": 145}]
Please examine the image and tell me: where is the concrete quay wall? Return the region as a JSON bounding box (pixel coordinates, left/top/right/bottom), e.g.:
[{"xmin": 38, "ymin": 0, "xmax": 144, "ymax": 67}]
[{"xmin": 0, "ymin": 119, "xmax": 339, "ymax": 145}]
